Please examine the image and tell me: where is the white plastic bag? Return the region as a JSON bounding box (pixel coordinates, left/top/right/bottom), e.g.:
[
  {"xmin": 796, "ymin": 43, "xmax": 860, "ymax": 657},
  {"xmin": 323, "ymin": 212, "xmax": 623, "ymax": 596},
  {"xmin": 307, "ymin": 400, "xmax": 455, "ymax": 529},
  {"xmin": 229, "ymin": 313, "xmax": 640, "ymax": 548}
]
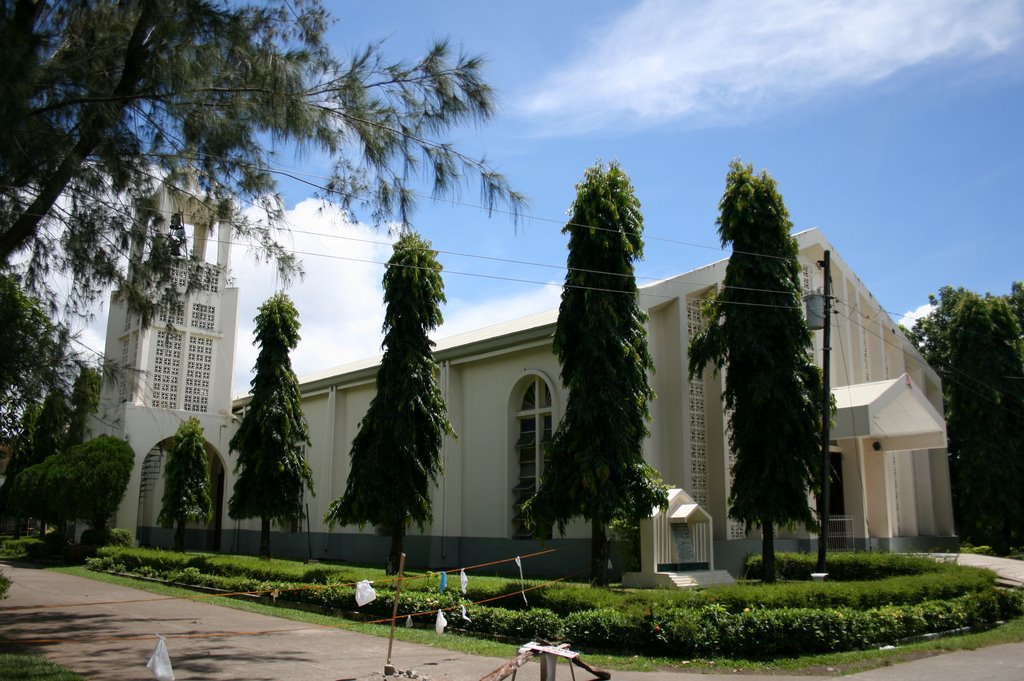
[
  {"xmin": 146, "ymin": 634, "xmax": 175, "ymax": 681},
  {"xmin": 355, "ymin": 580, "xmax": 377, "ymax": 607},
  {"xmin": 435, "ymin": 609, "xmax": 447, "ymax": 635},
  {"xmin": 459, "ymin": 568, "xmax": 468, "ymax": 595},
  {"xmin": 460, "ymin": 604, "xmax": 471, "ymax": 622}
]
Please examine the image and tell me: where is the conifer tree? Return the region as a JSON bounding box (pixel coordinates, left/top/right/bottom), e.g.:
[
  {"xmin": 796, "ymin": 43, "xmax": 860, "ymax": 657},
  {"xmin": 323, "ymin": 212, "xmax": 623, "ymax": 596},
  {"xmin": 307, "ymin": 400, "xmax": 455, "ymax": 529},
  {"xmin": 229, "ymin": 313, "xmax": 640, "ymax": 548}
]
[
  {"xmin": 525, "ymin": 161, "xmax": 666, "ymax": 586},
  {"xmin": 688, "ymin": 160, "xmax": 821, "ymax": 583},
  {"xmin": 229, "ymin": 293, "xmax": 312, "ymax": 559},
  {"xmin": 159, "ymin": 417, "xmax": 213, "ymax": 552},
  {"xmin": 325, "ymin": 232, "xmax": 453, "ymax": 574},
  {"xmin": 1, "ymin": 1, "xmax": 524, "ymax": 325},
  {"xmin": 906, "ymin": 280, "xmax": 1024, "ymax": 539},
  {"xmin": 946, "ymin": 293, "xmax": 1024, "ymax": 552}
]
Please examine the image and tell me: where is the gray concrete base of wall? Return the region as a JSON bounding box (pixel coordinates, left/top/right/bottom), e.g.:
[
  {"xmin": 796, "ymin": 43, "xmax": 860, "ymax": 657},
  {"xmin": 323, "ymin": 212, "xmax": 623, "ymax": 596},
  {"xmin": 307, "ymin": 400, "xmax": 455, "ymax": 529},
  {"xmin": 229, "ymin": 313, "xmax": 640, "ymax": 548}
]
[{"xmin": 135, "ymin": 526, "xmax": 960, "ymax": 581}]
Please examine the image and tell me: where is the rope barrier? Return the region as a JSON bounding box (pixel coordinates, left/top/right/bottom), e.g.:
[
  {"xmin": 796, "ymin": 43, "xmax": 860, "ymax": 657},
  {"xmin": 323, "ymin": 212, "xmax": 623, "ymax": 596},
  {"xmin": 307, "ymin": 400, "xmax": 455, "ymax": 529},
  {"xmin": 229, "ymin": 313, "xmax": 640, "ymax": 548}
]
[
  {"xmin": 0, "ymin": 548, "xmax": 557, "ymax": 613},
  {"xmin": 0, "ymin": 549, "xmax": 579, "ymax": 646}
]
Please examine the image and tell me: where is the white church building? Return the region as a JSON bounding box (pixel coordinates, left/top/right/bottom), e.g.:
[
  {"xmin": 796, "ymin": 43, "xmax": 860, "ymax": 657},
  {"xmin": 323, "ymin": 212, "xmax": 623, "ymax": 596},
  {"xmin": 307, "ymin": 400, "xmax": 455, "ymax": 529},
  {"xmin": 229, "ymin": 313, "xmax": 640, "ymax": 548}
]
[{"xmin": 95, "ymin": 207, "xmax": 955, "ymax": 578}]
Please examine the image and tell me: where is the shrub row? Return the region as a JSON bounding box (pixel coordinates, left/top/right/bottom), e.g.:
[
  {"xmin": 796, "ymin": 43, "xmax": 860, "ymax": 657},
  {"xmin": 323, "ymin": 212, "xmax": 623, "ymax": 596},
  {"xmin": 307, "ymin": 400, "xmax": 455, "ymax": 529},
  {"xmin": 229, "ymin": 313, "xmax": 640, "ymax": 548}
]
[
  {"xmin": 91, "ymin": 548, "xmax": 998, "ymax": 615},
  {"xmin": 744, "ymin": 552, "xmax": 945, "ymax": 581},
  {"xmin": 461, "ymin": 591, "xmax": 1024, "ymax": 657},
  {"xmin": 0, "ymin": 536, "xmax": 44, "ymax": 559},
  {"xmin": 85, "ymin": 552, "xmax": 1024, "ymax": 658},
  {"xmin": 79, "ymin": 528, "xmax": 133, "ymax": 547},
  {"xmin": 0, "ymin": 570, "xmax": 9, "ymax": 600}
]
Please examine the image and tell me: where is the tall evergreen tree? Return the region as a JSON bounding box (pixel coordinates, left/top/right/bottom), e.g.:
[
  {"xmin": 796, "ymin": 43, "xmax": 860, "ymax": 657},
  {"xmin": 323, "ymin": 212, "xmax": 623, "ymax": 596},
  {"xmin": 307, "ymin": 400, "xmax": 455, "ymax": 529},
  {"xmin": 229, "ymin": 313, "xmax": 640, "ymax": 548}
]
[
  {"xmin": 65, "ymin": 366, "xmax": 100, "ymax": 449},
  {"xmin": 325, "ymin": 232, "xmax": 454, "ymax": 574},
  {"xmin": 159, "ymin": 417, "xmax": 213, "ymax": 552},
  {"xmin": 945, "ymin": 293, "xmax": 1024, "ymax": 553},
  {"xmin": 229, "ymin": 293, "xmax": 313, "ymax": 559},
  {"xmin": 524, "ymin": 161, "xmax": 667, "ymax": 586},
  {"xmin": 688, "ymin": 160, "xmax": 821, "ymax": 584},
  {"xmin": 906, "ymin": 280, "xmax": 1024, "ymax": 541},
  {"xmin": 1, "ymin": 1, "xmax": 524, "ymax": 325}
]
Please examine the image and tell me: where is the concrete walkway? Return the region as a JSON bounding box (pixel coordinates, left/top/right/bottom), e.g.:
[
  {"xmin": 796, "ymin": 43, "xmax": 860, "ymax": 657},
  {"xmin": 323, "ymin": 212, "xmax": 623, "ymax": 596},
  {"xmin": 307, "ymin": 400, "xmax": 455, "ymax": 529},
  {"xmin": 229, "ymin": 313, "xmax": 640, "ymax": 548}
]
[
  {"xmin": 1, "ymin": 559, "xmax": 1023, "ymax": 681},
  {"xmin": 955, "ymin": 553, "xmax": 1024, "ymax": 587}
]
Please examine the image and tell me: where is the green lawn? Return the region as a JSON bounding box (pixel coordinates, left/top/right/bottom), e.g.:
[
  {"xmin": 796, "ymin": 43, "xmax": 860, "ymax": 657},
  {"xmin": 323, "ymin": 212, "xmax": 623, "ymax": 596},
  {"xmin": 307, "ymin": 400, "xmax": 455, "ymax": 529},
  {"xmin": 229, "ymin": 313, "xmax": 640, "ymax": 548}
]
[{"xmin": 0, "ymin": 652, "xmax": 85, "ymax": 680}]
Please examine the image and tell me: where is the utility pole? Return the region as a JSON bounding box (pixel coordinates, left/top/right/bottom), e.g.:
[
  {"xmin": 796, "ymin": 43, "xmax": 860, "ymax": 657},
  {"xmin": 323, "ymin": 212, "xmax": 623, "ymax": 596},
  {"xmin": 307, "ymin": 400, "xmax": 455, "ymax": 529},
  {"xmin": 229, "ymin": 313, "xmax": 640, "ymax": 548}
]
[{"xmin": 815, "ymin": 250, "xmax": 832, "ymax": 574}]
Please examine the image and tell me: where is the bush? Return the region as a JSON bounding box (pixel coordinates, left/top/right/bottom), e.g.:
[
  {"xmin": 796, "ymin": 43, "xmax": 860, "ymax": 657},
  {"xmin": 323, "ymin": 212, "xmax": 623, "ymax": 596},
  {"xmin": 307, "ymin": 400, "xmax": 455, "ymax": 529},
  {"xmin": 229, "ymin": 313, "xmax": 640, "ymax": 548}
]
[
  {"xmin": 85, "ymin": 546, "xmax": 1019, "ymax": 659},
  {"xmin": 960, "ymin": 543, "xmax": 995, "ymax": 556},
  {"xmin": 744, "ymin": 552, "xmax": 945, "ymax": 581},
  {"xmin": 564, "ymin": 608, "xmax": 648, "ymax": 651},
  {"xmin": 0, "ymin": 570, "xmax": 9, "ymax": 600},
  {"xmin": 462, "ymin": 605, "xmax": 563, "ymax": 640},
  {"xmin": 80, "ymin": 528, "xmax": 133, "ymax": 547},
  {"xmin": 0, "ymin": 536, "xmax": 44, "ymax": 559}
]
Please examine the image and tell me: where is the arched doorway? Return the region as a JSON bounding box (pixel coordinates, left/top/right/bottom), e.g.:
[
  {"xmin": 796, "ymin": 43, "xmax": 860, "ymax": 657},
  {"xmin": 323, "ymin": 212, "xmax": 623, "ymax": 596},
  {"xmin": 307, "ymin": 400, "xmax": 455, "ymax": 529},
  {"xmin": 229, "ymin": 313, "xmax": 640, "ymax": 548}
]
[
  {"xmin": 206, "ymin": 446, "xmax": 225, "ymax": 551},
  {"xmin": 135, "ymin": 438, "xmax": 227, "ymax": 551}
]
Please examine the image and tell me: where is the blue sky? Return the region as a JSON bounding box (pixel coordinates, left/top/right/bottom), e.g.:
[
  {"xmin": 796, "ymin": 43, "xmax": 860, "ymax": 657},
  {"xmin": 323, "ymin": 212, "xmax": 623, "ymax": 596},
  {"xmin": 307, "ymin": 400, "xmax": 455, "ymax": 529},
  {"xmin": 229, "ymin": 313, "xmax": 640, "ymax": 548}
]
[{"xmin": 90, "ymin": 1, "xmax": 1024, "ymax": 394}]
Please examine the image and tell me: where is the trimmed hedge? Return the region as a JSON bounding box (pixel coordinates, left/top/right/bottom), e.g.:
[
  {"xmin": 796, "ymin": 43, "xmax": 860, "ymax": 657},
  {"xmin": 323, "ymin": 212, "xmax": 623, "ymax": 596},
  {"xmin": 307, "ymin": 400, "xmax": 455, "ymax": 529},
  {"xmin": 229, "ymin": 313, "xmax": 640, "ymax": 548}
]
[
  {"xmin": 0, "ymin": 536, "xmax": 44, "ymax": 559},
  {"xmin": 744, "ymin": 552, "xmax": 944, "ymax": 581},
  {"xmin": 0, "ymin": 570, "xmax": 9, "ymax": 600},
  {"xmin": 85, "ymin": 548, "xmax": 1024, "ymax": 658},
  {"xmin": 79, "ymin": 528, "xmax": 133, "ymax": 547}
]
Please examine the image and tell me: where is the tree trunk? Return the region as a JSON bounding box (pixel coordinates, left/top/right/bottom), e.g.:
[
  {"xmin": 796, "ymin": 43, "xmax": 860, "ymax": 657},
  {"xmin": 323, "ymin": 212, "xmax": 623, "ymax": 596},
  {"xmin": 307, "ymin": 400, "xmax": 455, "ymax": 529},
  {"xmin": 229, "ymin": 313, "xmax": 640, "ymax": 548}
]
[
  {"xmin": 762, "ymin": 521, "xmax": 776, "ymax": 584},
  {"xmin": 591, "ymin": 517, "xmax": 610, "ymax": 586},
  {"xmin": 387, "ymin": 525, "xmax": 405, "ymax": 576},
  {"xmin": 174, "ymin": 520, "xmax": 186, "ymax": 553},
  {"xmin": 0, "ymin": 3, "xmax": 158, "ymax": 261},
  {"xmin": 259, "ymin": 516, "xmax": 271, "ymax": 559}
]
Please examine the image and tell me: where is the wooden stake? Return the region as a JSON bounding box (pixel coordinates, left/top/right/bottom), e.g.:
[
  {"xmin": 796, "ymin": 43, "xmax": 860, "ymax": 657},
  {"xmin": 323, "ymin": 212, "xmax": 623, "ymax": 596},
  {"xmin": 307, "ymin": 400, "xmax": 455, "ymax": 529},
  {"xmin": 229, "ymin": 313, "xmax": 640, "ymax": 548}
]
[
  {"xmin": 384, "ymin": 552, "xmax": 406, "ymax": 675},
  {"xmin": 479, "ymin": 649, "xmax": 535, "ymax": 681}
]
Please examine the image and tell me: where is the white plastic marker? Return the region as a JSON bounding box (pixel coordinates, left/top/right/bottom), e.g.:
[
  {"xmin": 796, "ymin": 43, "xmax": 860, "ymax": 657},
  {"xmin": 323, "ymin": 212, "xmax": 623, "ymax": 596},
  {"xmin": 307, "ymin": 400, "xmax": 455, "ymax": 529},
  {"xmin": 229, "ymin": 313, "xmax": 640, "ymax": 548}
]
[
  {"xmin": 459, "ymin": 568, "xmax": 468, "ymax": 595},
  {"xmin": 355, "ymin": 580, "xmax": 377, "ymax": 607},
  {"xmin": 461, "ymin": 604, "xmax": 471, "ymax": 622},
  {"xmin": 405, "ymin": 615, "xmax": 413, "ymax": 628},
  {"xmin": 146, "ymin": 634, "xmax": 174, "ymax": 681},
  {"xmin": 515, "ymin": 555, "xmax": 528, "ymax": 605},
  {"xmin": 435, "ymin": 609, "xmax": 448, "ymax": 635}
]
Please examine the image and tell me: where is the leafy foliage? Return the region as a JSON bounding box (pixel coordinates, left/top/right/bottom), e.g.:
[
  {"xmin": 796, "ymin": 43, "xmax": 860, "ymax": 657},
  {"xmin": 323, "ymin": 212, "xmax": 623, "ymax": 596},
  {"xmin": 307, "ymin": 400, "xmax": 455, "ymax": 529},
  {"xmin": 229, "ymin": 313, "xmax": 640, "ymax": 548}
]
[
  {"xmin": 158, "ymin": 417, "xmax": 213, "ymax": 552},
  {"xmin": 907, "ymin": 284, "xmax": 1024, "ymax": 553},
  {"xmin": 946, "ymin": 293, "xmax": 1024, "ymax": 553},
  {"xmin": 8, "ymin": 435, "xmax": 133, "ymax": 530},
  {"xmin": 87, "ymin": 545, "xmax": 1022, "ymax": 658},
  {"xmin": 78, "ymin": 527, "xmax": 133, "ymax": 548},
  {"xmin": 325, "ymin": 232, "xmax": 453, "ymax": 572},
  {"xmin": 525, "ymin": 161, "xmax": 667, "ymax": 585},
  {"xmin": 688, "ymin": 160, "xmax": 821, "ymax": 583},
  {"xmin": 0, "ymin": 274, "xmax": 76, "ymax": 443},
  {"xmin": 229, "ymin": 293, "xmax": 313, "ymax": 558},
  {"xmin": 0, "ymin": 364, "xmax": 99, "ymax": 528},
  {"xmin": 65, "ymin": 367, "xmax": 100, "ymax": 448},
  {"xmin": 1, "ymin": 0, "xmax": 524, "ymax": 325}
]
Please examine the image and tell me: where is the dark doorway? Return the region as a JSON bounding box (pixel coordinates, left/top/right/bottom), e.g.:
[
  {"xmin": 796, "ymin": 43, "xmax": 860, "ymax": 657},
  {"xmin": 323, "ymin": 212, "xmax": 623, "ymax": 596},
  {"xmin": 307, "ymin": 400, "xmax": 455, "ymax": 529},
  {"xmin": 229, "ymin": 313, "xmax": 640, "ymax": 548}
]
[{"xmin": 828, "ymin": 450, "xmax": 845, "ymax": 516}]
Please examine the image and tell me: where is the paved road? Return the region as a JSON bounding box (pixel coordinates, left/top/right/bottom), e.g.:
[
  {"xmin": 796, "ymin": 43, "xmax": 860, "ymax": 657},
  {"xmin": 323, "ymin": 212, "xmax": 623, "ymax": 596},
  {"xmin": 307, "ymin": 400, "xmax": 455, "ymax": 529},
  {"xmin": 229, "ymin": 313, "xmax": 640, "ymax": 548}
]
[{"xmin": 1, "ymin": 559, "xmax": 1023, "ymax": 681}]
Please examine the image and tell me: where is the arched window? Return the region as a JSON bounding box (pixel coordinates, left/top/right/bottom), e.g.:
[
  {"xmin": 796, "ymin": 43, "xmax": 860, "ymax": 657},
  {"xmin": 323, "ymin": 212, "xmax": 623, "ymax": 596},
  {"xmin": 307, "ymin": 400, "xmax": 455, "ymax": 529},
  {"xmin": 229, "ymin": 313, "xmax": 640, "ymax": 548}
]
[{"xmin": 511, "ymin": 375, "xmax": 553, "ymax": 539}]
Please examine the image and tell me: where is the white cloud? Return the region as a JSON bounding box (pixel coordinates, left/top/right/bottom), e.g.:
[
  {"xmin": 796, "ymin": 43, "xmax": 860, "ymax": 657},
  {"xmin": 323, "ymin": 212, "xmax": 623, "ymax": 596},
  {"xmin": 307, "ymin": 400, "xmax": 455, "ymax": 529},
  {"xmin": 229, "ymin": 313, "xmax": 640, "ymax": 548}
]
[
  {"xmin": 77, "ymin": 199, "xmax": 563, "ymax": 397},
  {"xmin": 522, "ymin": 0, "xmax": 1023, "ymax": 132},
  {"xmin": 436, "ymin": 284, "xmax": 563, "ymax": 340},
  {"xmin": 896, "ymin": 302, "xmax": 935, "ymax": 329},
  {"xmin": 231, "ymin": 200, "xmax": 395, "ymax": 393},
  {"xmin": 232, "ymin": 202, "xmax": 563, "ymax": 394}
]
